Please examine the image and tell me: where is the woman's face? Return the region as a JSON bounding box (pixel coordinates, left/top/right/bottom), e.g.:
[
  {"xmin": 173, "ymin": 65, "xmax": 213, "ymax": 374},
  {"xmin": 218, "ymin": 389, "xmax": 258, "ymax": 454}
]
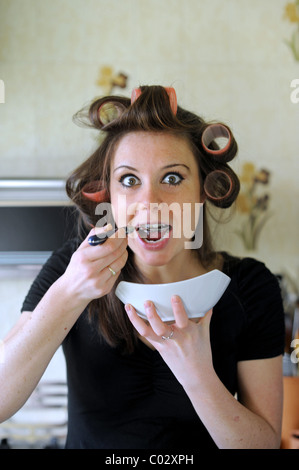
[{"xmin": 109, "ymin": 131, "xmax": 203, "ymax": 269}]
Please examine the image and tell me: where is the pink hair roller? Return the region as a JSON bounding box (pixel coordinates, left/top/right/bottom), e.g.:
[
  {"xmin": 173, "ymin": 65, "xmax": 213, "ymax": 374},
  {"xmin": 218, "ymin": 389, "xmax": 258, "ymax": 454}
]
[
  {"xmin": 81, "ymin": 182, "xmax": 109, "ymax": 203},
  {"xmin": 131, "ymin": 87, "xmax": 178, "ymax": 115},
  {"xmin": 203, "ymin": 170, "xmax": 233, "ymax": 201},
  {"xmin": 201, "ymin": 124, "xmax": 231, "ymax": 156},
  {"xmin": 131, "ymin": 88, "xmax": 142, "ymax": 103}
]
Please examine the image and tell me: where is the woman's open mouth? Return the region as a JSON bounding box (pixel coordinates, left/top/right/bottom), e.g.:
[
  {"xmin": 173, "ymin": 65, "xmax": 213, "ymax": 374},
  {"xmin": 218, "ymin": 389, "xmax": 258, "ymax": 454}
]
[
  {"xmin": 137, "ymin": 223, "xmax": 171, "ymax": 242},
  {"xmin": 135, "ymin": 223, "xmax": 172, "ymax": 249}
]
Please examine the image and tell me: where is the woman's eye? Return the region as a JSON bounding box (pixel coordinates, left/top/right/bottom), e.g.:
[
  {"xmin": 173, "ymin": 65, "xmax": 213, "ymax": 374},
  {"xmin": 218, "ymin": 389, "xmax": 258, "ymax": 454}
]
[
  {"xmin": 162, "ymin": 173, "xmax": 183, "ymax": 186},
  {"xmin": 120, "ymin": 175, "xmax": 140, "ymax": 187}
]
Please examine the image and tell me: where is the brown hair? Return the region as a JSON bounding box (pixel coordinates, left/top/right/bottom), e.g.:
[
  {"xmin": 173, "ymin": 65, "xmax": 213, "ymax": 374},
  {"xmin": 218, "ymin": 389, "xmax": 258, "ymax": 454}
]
[{"xmin": 66, "ymin": 85, "xmax": 240, "ymax": 353}]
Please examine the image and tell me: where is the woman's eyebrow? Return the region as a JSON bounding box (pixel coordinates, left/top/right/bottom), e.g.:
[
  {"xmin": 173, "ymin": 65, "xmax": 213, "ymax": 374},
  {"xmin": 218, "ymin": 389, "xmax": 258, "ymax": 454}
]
[
  {"xmin": 163, "ymin": 163, "xmax": 190, "ymax": 172},
  {"xmin": 113, "ymin": 165, "xmax": 138, "ymax": 173},
  {"xmin": 113, "ymin": 163, "xmax": 190, "ymax": 173}
]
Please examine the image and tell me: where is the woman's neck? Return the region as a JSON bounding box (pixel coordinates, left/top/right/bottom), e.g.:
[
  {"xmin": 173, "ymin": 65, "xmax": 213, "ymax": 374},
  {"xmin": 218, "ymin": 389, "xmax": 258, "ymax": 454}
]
[{"xmin": 133, "ymin": 251, "xmax": 212, "ymax": 284}]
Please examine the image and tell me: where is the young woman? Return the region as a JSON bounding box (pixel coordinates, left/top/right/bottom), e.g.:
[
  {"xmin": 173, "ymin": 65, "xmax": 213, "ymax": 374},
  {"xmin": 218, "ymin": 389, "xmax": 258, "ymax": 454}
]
[{"xmin": 0, "ymin": 86, "xmax": 285, "ymax": 449}]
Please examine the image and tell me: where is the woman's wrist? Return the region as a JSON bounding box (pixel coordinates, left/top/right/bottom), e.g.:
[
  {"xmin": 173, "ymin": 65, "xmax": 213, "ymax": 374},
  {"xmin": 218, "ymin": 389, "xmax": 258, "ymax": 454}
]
[
  {"xmin": 48, "ymin": 274, "xmax": 90, "ymax": 318},
  {"xmin": 180, "ymin": 360, "xmax": 218, "ymax": 396}
]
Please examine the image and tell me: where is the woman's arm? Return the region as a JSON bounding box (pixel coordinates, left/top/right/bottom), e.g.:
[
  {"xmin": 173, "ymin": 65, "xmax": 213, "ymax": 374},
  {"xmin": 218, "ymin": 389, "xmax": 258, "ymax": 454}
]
[
  {"xmin": 184, "ymin": 355, "xmax": 283, "ymax": 449},
  {"xmin": 0, "ymin": 282, "xmax": 84, "ymax": 423},
  {"xmin": 0, "ymin": 228, "xmax": 128, "ymax": 423},
  {"xmin": 125, "ymin": 296, "xmax": 283, "ymax": 449}
]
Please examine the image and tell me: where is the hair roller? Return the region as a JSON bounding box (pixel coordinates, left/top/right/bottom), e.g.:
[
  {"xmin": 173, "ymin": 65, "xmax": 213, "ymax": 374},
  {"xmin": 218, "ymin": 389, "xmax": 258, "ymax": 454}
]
[
  {"xmin": 87, "ymin": 96, "xmax": 129, "ymax": 129},
  {"xmin": 97, "ymin": 100, "xmax": 127, "ymax": 127},
  {"xmin": 131, "ymin": 88, "xmax": 142, "ymax": 103},
  {"xmin": 91, "ymin": 98, "xmax": 126, "ymax": 128},
  {"xmin": 81, "ymin": 181, "xmax": 109, "ymax": 203},
  {"xmin": 131, "ymin": 86, "xmax": 178, "ymax": 115},
  {"xmin": 165, "ymin": 87, "xmax": 178, "ymax": 115},
  {"xmin": 201, "ymin": 124, "xmax": 237, "ymax": 163},
  {"xmin": 203, "ymin": 169, "xmax": 239, "ymax": 208}
]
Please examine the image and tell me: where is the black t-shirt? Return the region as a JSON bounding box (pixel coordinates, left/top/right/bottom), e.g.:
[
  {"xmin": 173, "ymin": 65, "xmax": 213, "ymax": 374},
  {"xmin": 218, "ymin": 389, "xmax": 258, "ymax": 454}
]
[{"xmin": 21, "ymin": 239, "xmax": 285, "ymax": 449}]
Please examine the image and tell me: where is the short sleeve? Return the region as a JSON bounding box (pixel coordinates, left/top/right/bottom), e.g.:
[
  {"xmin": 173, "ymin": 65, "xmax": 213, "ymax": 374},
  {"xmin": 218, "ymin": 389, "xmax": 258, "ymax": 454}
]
[
  {"xmin": 21, "ymin": 239, "xmax": 79, "ymax": 313},
  {"xmin": 236, "ymin": 258, "xmax": 285, "ymax": 361}
]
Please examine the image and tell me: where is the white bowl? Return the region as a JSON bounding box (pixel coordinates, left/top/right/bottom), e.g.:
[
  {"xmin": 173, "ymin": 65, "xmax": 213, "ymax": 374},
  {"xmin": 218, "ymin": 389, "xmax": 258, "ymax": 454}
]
[{"xmin": 115, "ymin": 269, "xmax": 231, "ymax": 322}]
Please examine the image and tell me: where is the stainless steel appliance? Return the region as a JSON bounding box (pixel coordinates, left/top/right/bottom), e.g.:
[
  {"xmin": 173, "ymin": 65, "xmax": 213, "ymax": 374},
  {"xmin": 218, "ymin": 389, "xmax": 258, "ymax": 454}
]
[{"xmin": 0, "ymin": 179, "xmax": 77, "ymax": 266}]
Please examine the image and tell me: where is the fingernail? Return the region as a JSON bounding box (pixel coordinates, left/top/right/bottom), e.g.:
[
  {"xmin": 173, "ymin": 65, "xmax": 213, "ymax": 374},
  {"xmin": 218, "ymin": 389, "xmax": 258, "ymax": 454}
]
[
  {"xmin": 103, "ymin": 223, "xmax": 113, "ymax": 232},
  {"xmin": 171, "ymin": 295, "xmax": 180, "ymax": 303},
  {"xmin": 144, "ymin": 300, "xmax": 152, "ymax": 310},
  {"xmin": 125, "ymin": 303, "xmax": 132, "ymax": 313},
  {"xmin": 94, "ymin": 223, "xmax": 113, "ymax": 236}
]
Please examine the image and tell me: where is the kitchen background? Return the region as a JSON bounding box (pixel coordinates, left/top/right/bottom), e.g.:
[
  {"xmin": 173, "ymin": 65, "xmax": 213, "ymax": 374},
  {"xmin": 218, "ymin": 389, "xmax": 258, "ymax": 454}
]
[{"xmin": 0, "ymin": 0, "xmax": 298, "ymax": 448}]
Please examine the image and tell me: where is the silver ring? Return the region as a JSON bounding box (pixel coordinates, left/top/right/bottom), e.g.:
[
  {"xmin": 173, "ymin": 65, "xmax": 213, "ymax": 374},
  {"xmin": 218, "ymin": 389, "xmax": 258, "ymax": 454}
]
[
  {"xmin": 161, "ymin": 328, "xmax": 174, "ymax": 341},
  {"xmin": 108, "ymin": 266, "xmax": 116, "ymax": 276}
]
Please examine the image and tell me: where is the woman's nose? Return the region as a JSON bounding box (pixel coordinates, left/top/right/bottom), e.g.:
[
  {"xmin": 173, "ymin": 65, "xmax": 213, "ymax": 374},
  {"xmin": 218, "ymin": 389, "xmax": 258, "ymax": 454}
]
[
  {"xmin": 128, "ymin": 183, "xmax": 164, "ymax": 221},
  {"xmin": 138, "ymin": 183, "xmax": 162, "ymax": 208}
]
